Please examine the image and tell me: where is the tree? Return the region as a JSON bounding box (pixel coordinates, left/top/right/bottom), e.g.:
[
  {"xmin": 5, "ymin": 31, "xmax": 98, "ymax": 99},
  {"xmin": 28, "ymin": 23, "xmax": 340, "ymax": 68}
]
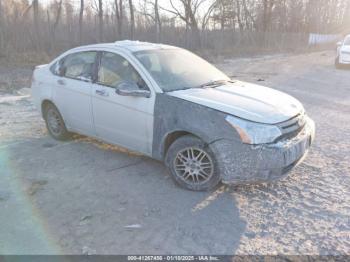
[
  {"xmin": 161, "ymin": 0, "xmax": 211, "ymax": 48},
  {"xmin": 51, "ymin": 0, "xmax": 63, "ymax": 50},
  {"xmin": 342, "ymin": 0, "xmax": 350, "ymax": 33},
  {"xmin": 115, "ymin": 0, "xmax": 124, "ymax": 39},
  {"xmin": 236, "ymin": 0, "xmax": 244, "ymax": 32},
  {"xmin": 242, "ymin": 0, "xmax": 254, "ymax": 31},
  {"xmin": 0, "ymin": 0, "xmax": 2, "ymax": 28},
  {"xmin": 154, "ymin": 0, "xmax": 161, "ymax": 42},
  {"xmin": 139, "ymin": 0, "xmax": 162, "ymax": 42},
  {"xmin": 129, "ymin": 0, "xmax": 135, "ymax": 40},
  {"xmin": 79, "ymin": 0, "xmax": 84, "ymax": 44},
  {"xmin": 32, "ymin": 0, "xmax": 40, "ymax": 49},
  {"xmin": 262, "ymin": 0, "xmax": 275, "ymax": 32},
  {"xmin": 98, "ymin": 0, "xmax": 103, "ymax": 42},
  {"xmin": 0, "ymin": 0, "xmax": 3, "ymax": 50},
  {"xmin": 1, "ymin": 0, "xmax": 349, "ymax": 57},
  {"xmin": 288, "ymin": 0, "xmax": 304, "ymax": 32}
]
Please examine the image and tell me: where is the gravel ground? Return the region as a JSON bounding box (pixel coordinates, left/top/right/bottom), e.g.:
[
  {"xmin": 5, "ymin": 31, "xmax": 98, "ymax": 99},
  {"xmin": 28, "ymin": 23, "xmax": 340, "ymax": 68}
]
[{"xmin": 0, "ymin": 51, "xmax": 349, "ymax": 255}]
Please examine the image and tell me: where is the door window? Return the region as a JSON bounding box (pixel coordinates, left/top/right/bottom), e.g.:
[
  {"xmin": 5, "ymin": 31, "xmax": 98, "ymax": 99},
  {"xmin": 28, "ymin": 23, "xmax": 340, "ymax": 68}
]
[
  {"xmin": 97, "ymin": 52, "xmax": 148, "ymax": 90},
  {"xmin": 61, "ymin": 51, "xmax": 97, "ymax": 82}
]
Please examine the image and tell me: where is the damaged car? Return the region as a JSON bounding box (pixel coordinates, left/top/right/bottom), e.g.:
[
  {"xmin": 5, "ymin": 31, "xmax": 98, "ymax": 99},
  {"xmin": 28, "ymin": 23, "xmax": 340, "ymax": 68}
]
[{"xmin": 31, "ymin": 40, "xmax": 315, "ymax": 191}]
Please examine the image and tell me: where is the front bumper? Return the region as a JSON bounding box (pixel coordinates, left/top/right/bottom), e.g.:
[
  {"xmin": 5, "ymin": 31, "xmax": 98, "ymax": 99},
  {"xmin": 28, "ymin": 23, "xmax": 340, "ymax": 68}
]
[{"xmin": 210, "ymin": 117, "xmax": 316, "ymax": 184}]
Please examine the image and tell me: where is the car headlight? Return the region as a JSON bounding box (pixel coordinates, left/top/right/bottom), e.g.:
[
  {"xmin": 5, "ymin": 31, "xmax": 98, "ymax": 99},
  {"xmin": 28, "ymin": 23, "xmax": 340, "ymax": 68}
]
[{"xmin": 225, "ymin": 115, "xmax": 282, "ymax": 144}]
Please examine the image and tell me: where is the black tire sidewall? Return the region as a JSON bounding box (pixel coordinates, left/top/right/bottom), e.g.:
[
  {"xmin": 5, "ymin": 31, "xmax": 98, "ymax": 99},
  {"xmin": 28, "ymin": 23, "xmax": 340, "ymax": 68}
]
[
  {"xmin": 44, "ymin": 103, "xmax": 70, "ymax": 140},
  {"xmin": 165, "ymin": 135, "xmax": 221, "ymax": 191}
]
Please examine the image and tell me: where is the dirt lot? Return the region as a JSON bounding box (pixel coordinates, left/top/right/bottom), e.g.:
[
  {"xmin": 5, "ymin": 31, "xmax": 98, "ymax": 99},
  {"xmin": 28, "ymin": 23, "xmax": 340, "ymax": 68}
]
[{"xmin": 0, "ymin": 51, "xmax": 349, "ymax": 255}]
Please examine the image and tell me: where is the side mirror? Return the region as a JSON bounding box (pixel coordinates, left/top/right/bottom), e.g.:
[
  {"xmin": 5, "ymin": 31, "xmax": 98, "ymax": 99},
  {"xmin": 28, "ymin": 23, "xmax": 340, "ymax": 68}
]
[
  {"xmin": 337, "ymin": 41, "xmax": 343, "ymax": 47},
  {"xmin": 115, "ymin": 81, "xmax": 151, "ymax": 98}
]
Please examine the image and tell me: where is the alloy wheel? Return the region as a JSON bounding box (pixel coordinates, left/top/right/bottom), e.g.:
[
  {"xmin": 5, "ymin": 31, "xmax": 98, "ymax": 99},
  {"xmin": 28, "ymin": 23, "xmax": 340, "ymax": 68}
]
[
  {"xmin": 46, "ymin": 108, "xmax": 63, "ymax": 136},
  {"xmin": 173, "ymin": 147, "xmax": 214, "ymax": 185}
]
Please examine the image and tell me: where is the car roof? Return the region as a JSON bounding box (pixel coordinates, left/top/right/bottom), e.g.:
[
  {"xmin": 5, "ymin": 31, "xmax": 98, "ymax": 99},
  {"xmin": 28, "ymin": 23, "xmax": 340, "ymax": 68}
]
[{"xmin": 72, "ymin": 40, "xmax": 177, "ymax": 53}]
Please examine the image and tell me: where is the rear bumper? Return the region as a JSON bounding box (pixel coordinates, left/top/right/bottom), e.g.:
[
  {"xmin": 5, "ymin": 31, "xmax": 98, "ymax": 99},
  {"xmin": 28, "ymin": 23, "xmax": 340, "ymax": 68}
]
[{"xmin": 210, "ymin": 117, "xmax": 315, "ymax": 184}]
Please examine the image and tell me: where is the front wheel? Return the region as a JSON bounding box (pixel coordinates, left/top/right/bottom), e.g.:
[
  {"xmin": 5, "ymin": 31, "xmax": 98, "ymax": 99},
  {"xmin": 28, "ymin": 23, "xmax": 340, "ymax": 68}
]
[
  {"xmin": 335, "ymin": 56, "xmax": 342, "ymax": 69},
  {"xmin": 165, "ymin": 135, "xmax": 221, "ymax": 191},
  {"xmin": 43, "ymin": 103, "xmax": 70, "ymax": 140}
]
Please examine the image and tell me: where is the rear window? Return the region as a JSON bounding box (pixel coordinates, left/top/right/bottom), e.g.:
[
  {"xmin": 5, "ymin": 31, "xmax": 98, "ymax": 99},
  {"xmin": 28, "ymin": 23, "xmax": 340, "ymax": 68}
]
[
  {"xmin": 50, "ymin": 51, "xmax": 97, "ymax": 81},
  {"xmin": 62, "ymin": 51, "xmax": 97, "ymax": 81}
]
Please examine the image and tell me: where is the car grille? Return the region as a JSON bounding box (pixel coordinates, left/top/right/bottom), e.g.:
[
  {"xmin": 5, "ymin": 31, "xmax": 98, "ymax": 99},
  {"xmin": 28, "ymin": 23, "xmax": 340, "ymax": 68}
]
[{"xmin": 276, "ymin": 113, "xmax": 306, "ymax": 141}]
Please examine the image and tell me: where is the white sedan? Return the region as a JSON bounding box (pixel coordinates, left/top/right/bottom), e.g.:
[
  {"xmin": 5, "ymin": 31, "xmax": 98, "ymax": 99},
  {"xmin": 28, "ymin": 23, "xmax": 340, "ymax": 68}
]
[
  {"xmin": 336, "ymin": 35, "xmax": 350, "ymax": 68},
  {"xmin": 31, "ymin": 40, "xmax": 315, "ymax": 191}
]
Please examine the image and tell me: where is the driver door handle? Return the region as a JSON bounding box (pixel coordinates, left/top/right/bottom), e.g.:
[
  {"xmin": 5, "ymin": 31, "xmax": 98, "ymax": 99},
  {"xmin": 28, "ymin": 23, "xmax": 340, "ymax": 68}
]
[{"xmin": 95, "ymin": 89, "xmax": 109, "ymax": 97}]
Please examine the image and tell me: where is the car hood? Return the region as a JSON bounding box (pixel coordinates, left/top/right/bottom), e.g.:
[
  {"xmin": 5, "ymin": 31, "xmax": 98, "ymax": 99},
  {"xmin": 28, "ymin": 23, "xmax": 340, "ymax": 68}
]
[{"xmin": 168, "ymin": 81, "xmax": 304, "ymax": 124}]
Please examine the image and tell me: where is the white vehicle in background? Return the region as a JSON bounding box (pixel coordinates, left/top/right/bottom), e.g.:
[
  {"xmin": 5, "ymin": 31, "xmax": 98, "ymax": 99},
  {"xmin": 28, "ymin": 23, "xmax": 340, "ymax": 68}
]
[{"xmin": 335, "ymin": 35, "xmax": 350, "ymax": 68}]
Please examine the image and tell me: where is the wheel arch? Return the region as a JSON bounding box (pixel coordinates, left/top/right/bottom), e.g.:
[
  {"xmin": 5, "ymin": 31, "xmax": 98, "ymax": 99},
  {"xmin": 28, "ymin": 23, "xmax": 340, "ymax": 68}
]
[
  {"xmin": 160, "ymin": 130, "xmax": 206, "ymax": 160},
  {"xmin": 41, "ymin": 99, "xmax": 55, "ymax": 117}
]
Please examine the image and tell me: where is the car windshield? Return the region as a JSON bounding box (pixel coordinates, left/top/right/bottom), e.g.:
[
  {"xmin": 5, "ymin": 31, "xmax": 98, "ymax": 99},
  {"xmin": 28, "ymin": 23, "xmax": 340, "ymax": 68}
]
[{"xmin": 133, "ymin": 49, "xmax": 230, "ymax": 92}]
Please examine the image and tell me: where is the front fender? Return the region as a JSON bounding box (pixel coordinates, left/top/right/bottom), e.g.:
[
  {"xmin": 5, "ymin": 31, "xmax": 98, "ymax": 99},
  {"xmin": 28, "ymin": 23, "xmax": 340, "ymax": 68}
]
[{"xmin": 151, "ymin": 94, "xmax": 241, "ymax": 160}]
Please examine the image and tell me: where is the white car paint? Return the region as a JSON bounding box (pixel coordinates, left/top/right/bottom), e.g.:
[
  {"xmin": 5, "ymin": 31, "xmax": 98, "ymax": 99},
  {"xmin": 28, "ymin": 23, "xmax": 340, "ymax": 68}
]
[
  {"xmin": 32, "ymin": 40, "xmax": 305, "ymax": 156},
  {"xmin": 54, "ymin": 74, "xmax": 95, "ymax": 136},
  {"xmin": 169, "ymin": 81, "xmax": 304, "ymax": 124},
  {"xmin": 337, "ymin": 35, "xmax": 350, "ymax": 65},
  {"xmin": 90, "ymin": 80, "xmax": 153, "ymax": 154},
  {"xmin": 32, "ymin": 43, "xmax": 159, "ymax": 155}
]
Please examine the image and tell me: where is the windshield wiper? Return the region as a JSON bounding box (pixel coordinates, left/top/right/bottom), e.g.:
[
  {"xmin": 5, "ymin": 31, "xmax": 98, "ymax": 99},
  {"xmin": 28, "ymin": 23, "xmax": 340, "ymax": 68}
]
[
  {"xmin": 166, "ymin": 79, "xmax": 235, "ymax": 93},
  {"xmin": 197, "ymin": 79, "xmax": 234, "ymax": 88}
]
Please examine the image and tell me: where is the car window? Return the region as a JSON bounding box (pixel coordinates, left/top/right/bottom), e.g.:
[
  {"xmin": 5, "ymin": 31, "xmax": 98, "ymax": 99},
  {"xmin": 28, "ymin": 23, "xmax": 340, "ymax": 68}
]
[
  {"xmin": 97, "ymin": 52, "xmax": 148, "ymax": 90},
  {"xmin": 62, "ymin": 51, "xmax": 97, "ymax": 81}
]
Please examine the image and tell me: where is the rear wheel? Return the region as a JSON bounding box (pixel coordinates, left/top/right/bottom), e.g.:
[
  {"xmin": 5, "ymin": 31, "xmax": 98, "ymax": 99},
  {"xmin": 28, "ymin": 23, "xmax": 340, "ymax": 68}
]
[
  {"xmin": 43, "ymin": 103, "xmax": 70, "ymax": 140},
  {"xmin": 335, "ymin": 56, "xmax": 342, "ymax": 69},
  {"xmin": 165, "ymin": 135, "xmax": 220, "ymax": 191}
]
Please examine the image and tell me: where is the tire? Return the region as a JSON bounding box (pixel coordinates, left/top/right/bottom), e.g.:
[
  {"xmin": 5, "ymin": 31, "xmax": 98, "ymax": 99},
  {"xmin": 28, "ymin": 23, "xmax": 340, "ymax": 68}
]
[
  {"xmin": 165, "ymin": 135, "xmax": 221, "ymax": 191},
  {"xmin": 335, "ymin": 56, "xmax": 342, "ymax": 69},
  {"xmin": 43, "ymin": 102, "xmax": 70, "ymax": 141}
]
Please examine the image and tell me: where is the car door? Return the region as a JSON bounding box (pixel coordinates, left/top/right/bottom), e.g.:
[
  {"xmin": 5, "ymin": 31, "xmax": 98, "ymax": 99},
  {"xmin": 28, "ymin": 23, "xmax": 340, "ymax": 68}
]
[
  {"xmin": 91, "ymin": 51, "xmax": 154, "ymax": 155},
  {"xmin": 53, "ymin": 51, "xmax": 97, "ymax": 136}
]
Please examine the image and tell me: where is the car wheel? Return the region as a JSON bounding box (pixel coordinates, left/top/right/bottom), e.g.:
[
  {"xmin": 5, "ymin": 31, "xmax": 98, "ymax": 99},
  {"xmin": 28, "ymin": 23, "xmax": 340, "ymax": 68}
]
[
  {"xmin": 43, "ymin": 103, "xmax": 70, "ymax": 140},
  {"xmin": 335, "ymin": 56, "xmax": 342, "ymax": 69},
  {"xmin": 165, "ymin": 135, "xmax": 221, "ymax": 191}
]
